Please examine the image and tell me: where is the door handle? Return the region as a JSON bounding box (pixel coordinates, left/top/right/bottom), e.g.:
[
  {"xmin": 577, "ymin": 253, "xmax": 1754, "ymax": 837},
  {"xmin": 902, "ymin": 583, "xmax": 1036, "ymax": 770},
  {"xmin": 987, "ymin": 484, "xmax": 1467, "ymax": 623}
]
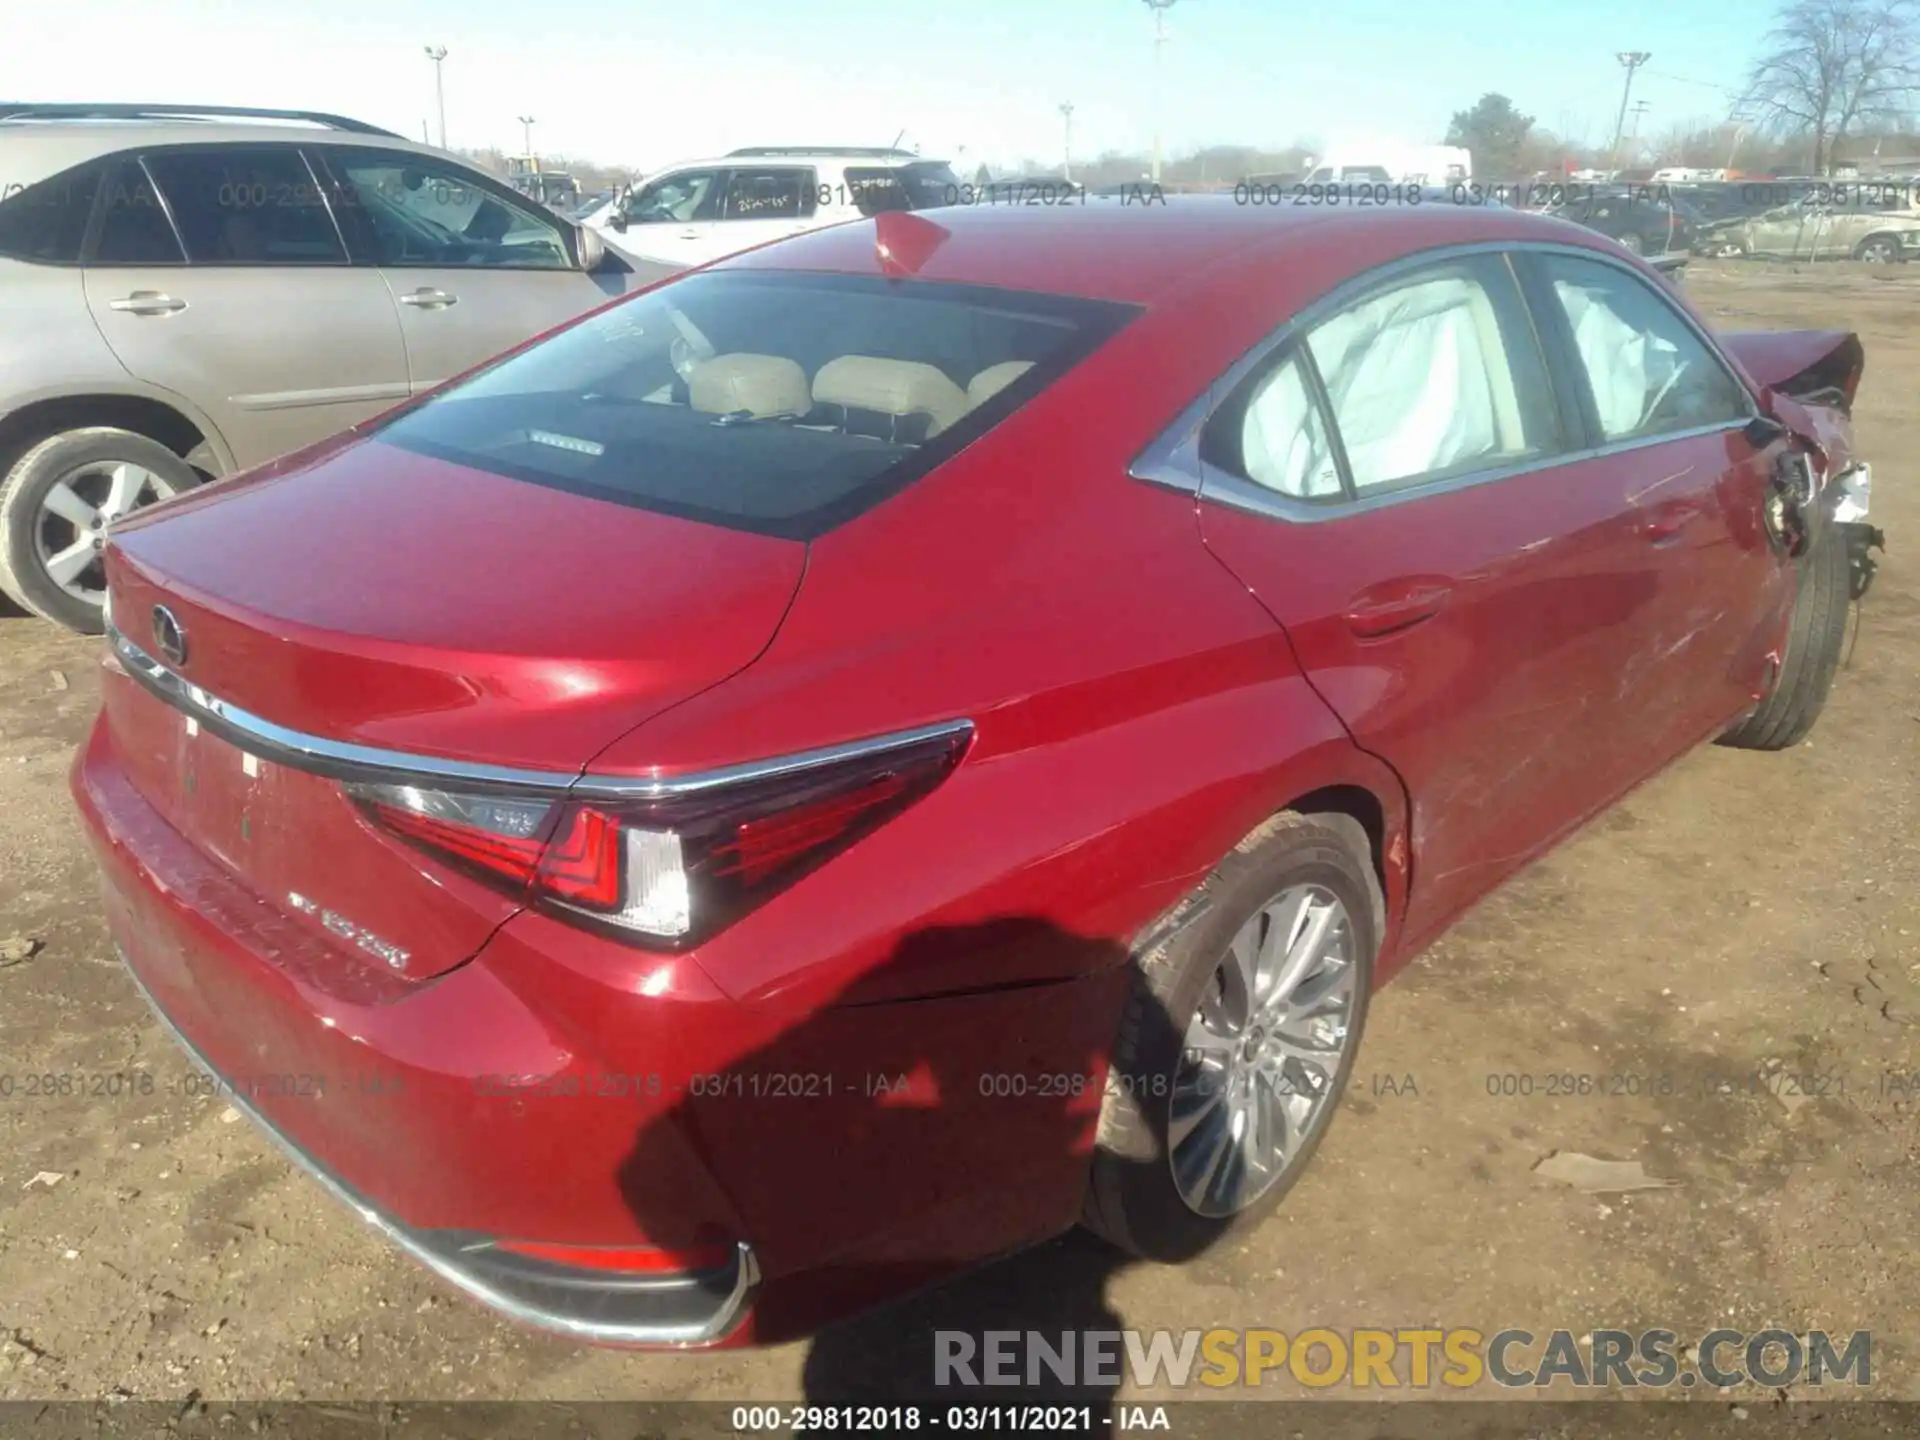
[
  {"xmin": 1344, "ymin": 579, "xmax": 1453, "ymax": 638},
  {"xmin": 399, "ymin": 288, "xmax": 458, "ymax": 309},
  {"xmin": 107, "ymin": 291, "xmax": 187, "ymax": 316}
]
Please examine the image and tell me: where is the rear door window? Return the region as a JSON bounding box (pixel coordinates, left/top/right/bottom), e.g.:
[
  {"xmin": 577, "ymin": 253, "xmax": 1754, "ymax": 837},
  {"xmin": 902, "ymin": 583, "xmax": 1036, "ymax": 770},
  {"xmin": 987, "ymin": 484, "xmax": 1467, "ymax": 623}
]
[
  {"xmin": 372, "ymin": 270, "xmax": 1137, "ymax": 539},
  {"xmin": 91, "ymin": 161, "xmax": 185, "ymax": 265},
  {"xmin": 142, "ymin": 146, "xmax": 347, "ymax": 264},
  {"xmin": 1203, "ymin": 255, "xmax": 1563, "ymax": 501}
]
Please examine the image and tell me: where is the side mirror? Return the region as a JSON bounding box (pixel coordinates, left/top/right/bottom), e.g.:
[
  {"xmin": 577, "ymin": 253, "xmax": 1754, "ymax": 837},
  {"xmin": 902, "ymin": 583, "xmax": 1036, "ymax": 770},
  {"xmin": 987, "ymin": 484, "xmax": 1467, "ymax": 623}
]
[
  {"xmin": 575, "ymin": 223, "xmax": 605, "ymax": 272},
  {"xmin": 608, "ymin": 210, "xmax": 629, "ymax": 233}
]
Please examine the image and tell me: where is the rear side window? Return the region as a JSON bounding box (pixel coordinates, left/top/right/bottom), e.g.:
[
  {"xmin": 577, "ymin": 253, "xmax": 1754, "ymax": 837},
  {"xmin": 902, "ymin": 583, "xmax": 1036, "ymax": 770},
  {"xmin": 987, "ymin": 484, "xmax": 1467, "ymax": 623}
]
[
  {"xmin": 93, "ymin": 162, "xmax": 185, "ymax": 265},
  {"xmin": 0, "ymin": 162, "xmax": 102, "ymax": 264},
  {"xmin": 1538, "ymin": 254, "xmax": 1751, "ymax": 442},
  {"xmin": 143, "ymin": 147, "xmax": 346, "ymax": 264},
  {"xmin": 843, "ymin": 163, "xmax": 964, "ymax": 214},
  {"xmin": 374, "ymin": 270, "xmax": 1137, "ymax": 539}
]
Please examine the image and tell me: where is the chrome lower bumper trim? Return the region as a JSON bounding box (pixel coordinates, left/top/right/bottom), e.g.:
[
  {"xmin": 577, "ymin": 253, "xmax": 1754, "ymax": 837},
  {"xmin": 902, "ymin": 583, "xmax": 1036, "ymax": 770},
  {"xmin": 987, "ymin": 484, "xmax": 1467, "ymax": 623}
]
[{"xmin": 116, "ymin": 949, "xmax": 759, "ymax": 1347}]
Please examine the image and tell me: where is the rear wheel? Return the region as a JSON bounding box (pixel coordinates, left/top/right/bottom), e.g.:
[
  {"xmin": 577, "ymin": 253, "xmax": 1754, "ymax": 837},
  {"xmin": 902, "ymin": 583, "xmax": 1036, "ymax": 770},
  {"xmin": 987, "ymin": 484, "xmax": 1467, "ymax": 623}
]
[
  {"xmin": 0, "ymin": 427, "xmax": 201, "ymax": 634},
  {"xmin": 1854, "ymin": 233, "xmax": 1903, "ymax": 264},
  {"xmin": 1082, "ymin": 811, "xmax": 1381, "ymax": 1262},
  {"xmin": 1720, "ymin": 525, "xmax": 1852, "ymax": 751},
  {"xmin": 1616, "ymin": 230, "xmax": 1645, "ymax": 255}
]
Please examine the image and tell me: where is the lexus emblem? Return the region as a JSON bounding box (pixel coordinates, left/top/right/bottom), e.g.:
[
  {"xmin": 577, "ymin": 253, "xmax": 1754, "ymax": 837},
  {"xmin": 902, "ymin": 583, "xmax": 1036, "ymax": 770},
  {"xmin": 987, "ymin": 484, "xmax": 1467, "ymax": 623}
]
[{"xmin": 151, "ymin": 606, "xmax": 188, "ymax": 667}]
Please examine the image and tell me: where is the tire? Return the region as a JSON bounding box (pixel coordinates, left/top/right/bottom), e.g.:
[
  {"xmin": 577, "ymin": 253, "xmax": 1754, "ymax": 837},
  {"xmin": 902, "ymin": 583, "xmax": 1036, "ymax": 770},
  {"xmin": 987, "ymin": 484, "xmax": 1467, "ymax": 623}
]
[
  {"xmin": 1616, "ymin": 230, "xmax": 1645, "ymax": 255},
  {"xmin": 1854, "ymin": 233, "xmax": 1903, "ymax": 264},
  {"xmin": 1082, "ymin": 811, "xmax": 1383, "ymax": 1263},
  {"xmin": 0, "ymin": 427, "xmax": 202, "ymax": 634},
  {"xmin": 1720, "ymin": 524, "xmax": 1852, "ymax": 751}
]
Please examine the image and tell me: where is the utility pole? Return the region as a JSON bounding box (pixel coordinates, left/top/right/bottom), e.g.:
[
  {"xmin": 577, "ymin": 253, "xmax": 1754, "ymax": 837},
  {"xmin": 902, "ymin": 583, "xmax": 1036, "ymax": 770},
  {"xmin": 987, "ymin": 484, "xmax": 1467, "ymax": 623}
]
[
  {"xmin": 1143, "ymin": 0, "xmax": 1182, "ymax": 184},
  {"xmin": 1626, "ymin": 100, "xmax": 1651, "ymax": 167},
  {"xmin": 424, "ymin": 45, "xmax": 449, "ymax": 149},
  {"xmin": 1059, "ymin": 102, "xmax": 1075, "ymax": 180},
  {"xmin": 518, "ymin": 115, "xmax": 537, "ymax": 169},
  {"xmin": 1608, "ymin": 51, "xmax": 1650, "ymax": 177}
]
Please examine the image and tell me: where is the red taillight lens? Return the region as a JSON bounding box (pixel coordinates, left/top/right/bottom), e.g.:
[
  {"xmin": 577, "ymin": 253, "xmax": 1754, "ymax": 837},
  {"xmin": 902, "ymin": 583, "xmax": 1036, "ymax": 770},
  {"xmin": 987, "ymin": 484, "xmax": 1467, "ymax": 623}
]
[{"xmin": 347, "ymin": 726, "xmax": 969, "ymax": 949}]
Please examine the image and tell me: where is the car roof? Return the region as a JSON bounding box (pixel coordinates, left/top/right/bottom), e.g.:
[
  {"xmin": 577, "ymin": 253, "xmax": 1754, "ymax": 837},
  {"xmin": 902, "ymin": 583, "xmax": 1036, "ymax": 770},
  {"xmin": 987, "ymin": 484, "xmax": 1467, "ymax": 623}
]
[
  {"xmin": 712, "ymin": 196, "xmax": 1612, "ymax": 306},
  {"xmin": 0, "ymin": 120, "xmax": 438, "ymax": 187}
]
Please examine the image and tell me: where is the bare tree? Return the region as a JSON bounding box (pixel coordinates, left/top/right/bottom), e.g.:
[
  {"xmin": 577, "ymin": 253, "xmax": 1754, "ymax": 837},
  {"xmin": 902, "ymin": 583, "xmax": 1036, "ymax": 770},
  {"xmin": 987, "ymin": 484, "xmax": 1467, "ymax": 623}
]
[{"xmin": 1739, "ymin": 0, "xmax": 1920, "ymax": 173}]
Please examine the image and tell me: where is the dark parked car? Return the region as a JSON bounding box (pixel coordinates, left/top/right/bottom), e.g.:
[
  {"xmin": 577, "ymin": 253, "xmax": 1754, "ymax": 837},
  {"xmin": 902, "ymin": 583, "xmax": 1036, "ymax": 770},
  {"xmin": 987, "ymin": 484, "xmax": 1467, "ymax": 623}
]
[
  {"xmin": 77, "ymin": 200, "xmax": 1876, "ymax": 1347},
  {"xmin": 1545, "ymin": 184, "xmax": 1693, "ymax": 255}
]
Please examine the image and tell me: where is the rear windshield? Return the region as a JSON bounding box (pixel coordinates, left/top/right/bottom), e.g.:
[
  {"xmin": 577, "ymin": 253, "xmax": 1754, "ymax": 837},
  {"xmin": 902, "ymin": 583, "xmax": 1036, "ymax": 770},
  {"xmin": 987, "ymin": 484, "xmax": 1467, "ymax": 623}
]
[{"xmin": 376, "ymin": 270, "xmax": 1137, "ymax": 539}]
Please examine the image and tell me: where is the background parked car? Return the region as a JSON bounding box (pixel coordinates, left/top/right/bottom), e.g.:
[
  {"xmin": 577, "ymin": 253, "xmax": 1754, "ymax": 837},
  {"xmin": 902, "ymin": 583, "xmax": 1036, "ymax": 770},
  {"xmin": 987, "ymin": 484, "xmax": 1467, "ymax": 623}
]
[
  {"xmin": 1715, "ymin": 191, "xmax": 1920, "ymax": 262},
  {"xmin": 0, "ymin": 103, "xmax": 681, "ymax": 633},
  {"xmin": 1541, "ymin": 184, "xmax": 1693, "ymax": 255},
  {"xmin": 589, "ymin": 147, "xmax": 965, "ymax": 267}
]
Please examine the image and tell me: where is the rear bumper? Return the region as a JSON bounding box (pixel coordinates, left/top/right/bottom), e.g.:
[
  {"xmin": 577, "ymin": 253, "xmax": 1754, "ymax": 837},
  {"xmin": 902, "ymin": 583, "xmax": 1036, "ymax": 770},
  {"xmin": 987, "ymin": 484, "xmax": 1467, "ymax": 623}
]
[
  {"xmin": 72, "ymin": 716, "xmax": 761, "ymax": 1347},
  {"xmin": 117, "ymin": 950, "xmax": 759, "ymax": 1346}
]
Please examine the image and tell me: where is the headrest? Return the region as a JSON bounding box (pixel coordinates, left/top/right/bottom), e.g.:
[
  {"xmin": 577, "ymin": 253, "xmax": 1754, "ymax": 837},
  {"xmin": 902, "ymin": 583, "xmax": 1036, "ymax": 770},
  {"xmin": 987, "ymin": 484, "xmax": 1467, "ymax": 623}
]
[
  {"xmin": 812, "ymin": 356, "xmax": 970, "ymax": 437},
  {"xmin": 688, "ymin": 354, "xmax": 812, "ymax": 418},
  {"xmin": 967, "ymin": 360, "xmax": 1036, "ymax": 407}
]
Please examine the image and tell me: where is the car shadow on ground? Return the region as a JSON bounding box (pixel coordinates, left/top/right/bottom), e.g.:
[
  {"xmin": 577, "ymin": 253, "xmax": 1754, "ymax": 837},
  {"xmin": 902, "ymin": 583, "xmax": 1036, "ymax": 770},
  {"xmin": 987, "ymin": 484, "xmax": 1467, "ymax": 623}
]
[{"xmin": 614, "ymin": 916, "xmax": 1213, "ymax": 1419}]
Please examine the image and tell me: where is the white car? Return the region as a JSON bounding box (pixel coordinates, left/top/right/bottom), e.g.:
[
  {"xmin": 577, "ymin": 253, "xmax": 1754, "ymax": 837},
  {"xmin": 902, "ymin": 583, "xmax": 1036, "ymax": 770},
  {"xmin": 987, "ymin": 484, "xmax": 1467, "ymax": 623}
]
[{"xmin": 590, "ymin": 147, "xmax": 963, "ymax": 266}]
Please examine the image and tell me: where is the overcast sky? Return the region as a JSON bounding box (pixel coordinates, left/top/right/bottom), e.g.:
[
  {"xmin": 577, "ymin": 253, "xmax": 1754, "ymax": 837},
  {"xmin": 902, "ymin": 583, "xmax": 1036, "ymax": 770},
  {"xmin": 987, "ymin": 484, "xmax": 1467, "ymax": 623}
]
[{"xmin": 5, "ymin": 0, "xmax": 1758, "ymax": 173}]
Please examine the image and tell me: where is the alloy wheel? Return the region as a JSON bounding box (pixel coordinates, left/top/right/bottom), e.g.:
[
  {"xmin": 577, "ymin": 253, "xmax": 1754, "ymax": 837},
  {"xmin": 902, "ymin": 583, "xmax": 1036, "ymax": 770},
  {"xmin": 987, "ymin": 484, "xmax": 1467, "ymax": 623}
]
[
  {"xmin": 33, "ymin": 460, "xmax": 179, "ymax": 604},
  {"xmin": 1168, "ymin": 883, "xmax": 1359, "ymax": 1218}
]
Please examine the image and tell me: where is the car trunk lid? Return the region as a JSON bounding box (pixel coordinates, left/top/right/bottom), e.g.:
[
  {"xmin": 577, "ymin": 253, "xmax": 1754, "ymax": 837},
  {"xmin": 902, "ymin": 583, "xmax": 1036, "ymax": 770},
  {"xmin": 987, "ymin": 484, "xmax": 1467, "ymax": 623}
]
[{"xmin": 99, "ymin": 436, "xmax": 807, "ymax": 981}]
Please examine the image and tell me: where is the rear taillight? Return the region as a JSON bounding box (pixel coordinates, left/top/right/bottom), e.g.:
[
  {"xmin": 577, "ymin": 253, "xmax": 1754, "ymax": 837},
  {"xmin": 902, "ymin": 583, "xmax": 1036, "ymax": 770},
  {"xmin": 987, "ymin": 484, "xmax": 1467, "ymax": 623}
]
[{"xmin": 345, "ymin": 727, "xmax": 969, "ymax": 948}]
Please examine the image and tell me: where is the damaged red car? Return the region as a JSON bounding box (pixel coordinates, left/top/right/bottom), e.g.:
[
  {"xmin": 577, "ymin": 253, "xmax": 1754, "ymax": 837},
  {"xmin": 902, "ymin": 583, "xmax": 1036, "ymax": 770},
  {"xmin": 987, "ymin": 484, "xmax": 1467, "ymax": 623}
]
[{"xmin": 73, "ymin": 199, "xmax": 1881, "ymax": 1346}]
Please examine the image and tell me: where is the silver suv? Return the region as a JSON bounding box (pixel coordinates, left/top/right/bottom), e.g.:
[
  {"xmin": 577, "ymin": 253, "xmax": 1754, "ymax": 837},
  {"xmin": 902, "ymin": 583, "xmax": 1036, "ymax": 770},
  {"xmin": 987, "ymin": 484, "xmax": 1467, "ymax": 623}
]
[{"xmin": 0, "ymin": 103, "xmax": 679, "ymax": 632}]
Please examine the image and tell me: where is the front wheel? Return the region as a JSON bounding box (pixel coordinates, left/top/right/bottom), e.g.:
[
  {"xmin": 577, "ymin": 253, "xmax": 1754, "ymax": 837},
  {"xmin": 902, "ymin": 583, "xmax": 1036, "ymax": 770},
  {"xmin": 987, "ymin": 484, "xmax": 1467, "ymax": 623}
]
[
  {"xmin": 0, "ymin": 427, "xmax": 202, "ymax": 634},
  {"xmin": 1719, "ymin": 523, "xmax": 1852, "ymax": 751},
  {"xmin": 1854, "ymin": 233, "xmax": 1903, "ymax": 264},
  {"xmin": 1616, "ymin": 230, "xmax": 1645, "ymax": 255},
  {"xmin": 1082, "ymin": 811, "xmax": 1381, "ymax": 1262}
]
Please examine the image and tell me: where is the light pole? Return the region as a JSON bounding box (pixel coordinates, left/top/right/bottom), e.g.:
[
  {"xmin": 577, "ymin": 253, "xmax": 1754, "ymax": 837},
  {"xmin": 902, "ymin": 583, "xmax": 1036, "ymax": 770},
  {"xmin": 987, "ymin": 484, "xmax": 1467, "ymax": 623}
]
[
  {"xmin": 1059, "ymin": 102, "xmax": 1074, "ymax": 181},
  {"xmin": 1725, "ymin": 121, "xmax": 1747, "ymax": 175},
  {"xmin": 1608, "ymin": 51, "xmax": 1650, "ymax": 177},
  {"xmin": 1143, "ymin": 0, "xmax": 1182, "ymax": 185},
  {"xmin": 423, "ymin": 45, "xmax": 449, "ymax": 149},
  {"xmin": 518, "ymin": 115, "xmax": 537, "ymax": 167}
]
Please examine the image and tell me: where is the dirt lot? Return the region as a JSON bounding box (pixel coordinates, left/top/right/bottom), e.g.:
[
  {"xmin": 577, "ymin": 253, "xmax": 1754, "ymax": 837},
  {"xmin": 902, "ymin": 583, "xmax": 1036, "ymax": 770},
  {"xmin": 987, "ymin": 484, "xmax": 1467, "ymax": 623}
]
[{"xmin": 2, "ymin": 261, "xmax": 1918, "ymax": 1417}]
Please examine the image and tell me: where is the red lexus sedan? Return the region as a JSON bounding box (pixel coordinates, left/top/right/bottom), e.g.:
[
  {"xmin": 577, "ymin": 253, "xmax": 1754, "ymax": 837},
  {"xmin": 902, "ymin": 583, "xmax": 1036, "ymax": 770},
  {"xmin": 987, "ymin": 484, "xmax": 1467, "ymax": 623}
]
[{"xmin": 73, "ymin": 198, "xmax": 1879, "ymax": 1347}]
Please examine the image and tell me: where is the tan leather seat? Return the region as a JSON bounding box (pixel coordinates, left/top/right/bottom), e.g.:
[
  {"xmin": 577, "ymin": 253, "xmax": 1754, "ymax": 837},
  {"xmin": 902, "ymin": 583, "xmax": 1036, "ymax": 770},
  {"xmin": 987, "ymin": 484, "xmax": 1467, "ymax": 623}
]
[
  {"xmin": 966, "ymin": 361, "xmax": 1035, "ymax": 408},
  {"xmin": 812, "ymin": 356, "xmax": 970, "ymax": 438},
  {"xmin": 688, "ymin": 354, "xmax": 811, "ymax": 419}
]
